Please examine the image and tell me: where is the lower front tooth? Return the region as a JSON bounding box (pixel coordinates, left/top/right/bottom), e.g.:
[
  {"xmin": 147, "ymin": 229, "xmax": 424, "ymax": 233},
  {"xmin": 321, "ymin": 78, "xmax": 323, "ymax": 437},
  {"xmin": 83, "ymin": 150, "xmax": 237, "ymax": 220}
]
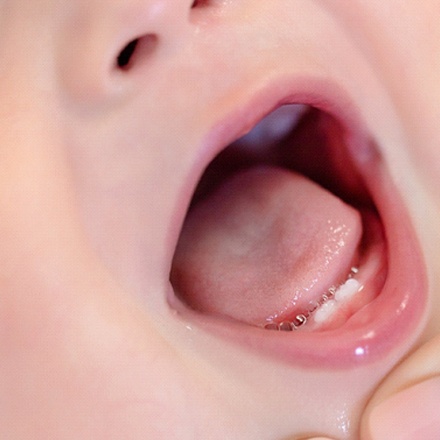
[
  {"xmin": 313, "ymin": 300, "xmax": 337, "ymax": 324},
  {"xmin": 334, "ymin": 278, "xmax": 361, "ymax": 302}
]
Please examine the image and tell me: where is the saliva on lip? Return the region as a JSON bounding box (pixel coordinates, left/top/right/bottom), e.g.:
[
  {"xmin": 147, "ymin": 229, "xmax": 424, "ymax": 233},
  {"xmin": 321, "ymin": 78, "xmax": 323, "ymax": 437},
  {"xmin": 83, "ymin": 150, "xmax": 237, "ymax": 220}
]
[{"xmin": 264, "ymin": 267, "xmax": 363, "ymax": 331}]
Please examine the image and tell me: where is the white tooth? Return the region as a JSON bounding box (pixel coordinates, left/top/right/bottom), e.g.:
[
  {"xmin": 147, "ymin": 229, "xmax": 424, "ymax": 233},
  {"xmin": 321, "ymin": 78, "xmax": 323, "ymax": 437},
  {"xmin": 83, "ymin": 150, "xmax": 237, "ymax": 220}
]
[
  {"xmin": 335, "ymin": 278, "xmax": 361, "ymax": 302},
  {"xmin": 313, "ymin": 300, "xmax": 337, "ymax": 324}
]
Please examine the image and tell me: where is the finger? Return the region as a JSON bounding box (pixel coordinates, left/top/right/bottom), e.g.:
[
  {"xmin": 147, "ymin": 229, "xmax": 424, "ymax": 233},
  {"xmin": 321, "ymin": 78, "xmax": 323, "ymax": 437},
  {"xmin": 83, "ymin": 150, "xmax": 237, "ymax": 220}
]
[{"xmin": 360, "ymin": 335, "xmax": 440, "ymax": 439}]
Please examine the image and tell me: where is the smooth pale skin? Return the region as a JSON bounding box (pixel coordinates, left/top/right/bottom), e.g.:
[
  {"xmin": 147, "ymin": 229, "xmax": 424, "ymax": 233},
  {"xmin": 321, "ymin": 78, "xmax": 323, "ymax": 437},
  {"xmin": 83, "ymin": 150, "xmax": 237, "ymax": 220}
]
[{"xmin": 1, "ymin": 1, "xmax": 440, "ymax": 439}]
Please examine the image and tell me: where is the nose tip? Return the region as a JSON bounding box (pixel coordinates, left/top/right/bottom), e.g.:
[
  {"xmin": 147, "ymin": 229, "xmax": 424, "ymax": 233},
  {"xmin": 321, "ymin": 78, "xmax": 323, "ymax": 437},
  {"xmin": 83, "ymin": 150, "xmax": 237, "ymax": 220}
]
[
  {"xmin": 58, "ymin": 0, "xmax": 196, "ymax": 103},
  {"xmin": 114, "ymin": 0, "xmax": 195, "ymax": 47}
]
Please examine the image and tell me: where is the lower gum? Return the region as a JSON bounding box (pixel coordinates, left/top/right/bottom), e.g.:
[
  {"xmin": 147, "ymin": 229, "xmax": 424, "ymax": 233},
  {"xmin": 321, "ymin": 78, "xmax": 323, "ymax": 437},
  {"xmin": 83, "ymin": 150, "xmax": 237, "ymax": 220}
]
[{"xmin": 263, "ymin": 268, "xmax": 362, "ymax": 332}]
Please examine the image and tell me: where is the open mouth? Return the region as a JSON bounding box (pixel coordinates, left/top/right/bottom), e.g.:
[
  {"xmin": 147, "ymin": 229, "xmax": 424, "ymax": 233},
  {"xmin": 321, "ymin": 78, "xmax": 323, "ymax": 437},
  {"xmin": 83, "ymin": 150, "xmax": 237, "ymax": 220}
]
[{"xmin": 168, "ymin": 85, "xmax": 427, "ymax": 367}]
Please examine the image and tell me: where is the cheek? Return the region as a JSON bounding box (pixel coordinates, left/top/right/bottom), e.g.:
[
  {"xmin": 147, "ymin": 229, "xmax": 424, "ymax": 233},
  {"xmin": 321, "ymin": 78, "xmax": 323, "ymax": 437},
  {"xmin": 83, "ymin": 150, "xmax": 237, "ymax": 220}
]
[
  {"xmin": 328, "ymin": 0, "xmax": 440, "ymax": 205},
  {"xmin": 393, "ymin": 77, "xmax": 440, "ymax": 210},
  {"xmin": 379, "ymin": 12, "xmax": 440, "ymax": 204}
]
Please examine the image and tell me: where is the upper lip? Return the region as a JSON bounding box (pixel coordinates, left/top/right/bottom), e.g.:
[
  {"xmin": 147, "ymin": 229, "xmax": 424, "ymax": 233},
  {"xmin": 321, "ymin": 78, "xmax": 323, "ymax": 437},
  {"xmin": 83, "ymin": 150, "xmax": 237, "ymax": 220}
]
[{"xmin": 168, "ymin": 76, "xmax": 428, "ymax": 369}]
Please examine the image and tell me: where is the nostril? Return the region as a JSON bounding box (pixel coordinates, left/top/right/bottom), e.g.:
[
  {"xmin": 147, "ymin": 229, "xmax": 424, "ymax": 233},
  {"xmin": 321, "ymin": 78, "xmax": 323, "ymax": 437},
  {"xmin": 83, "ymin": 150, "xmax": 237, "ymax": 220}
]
[
  {"xmin": 191, "ymin": 0, "xmax": 210, "ymax": 7},
  {"xmin": 117, "ymin": 39, "xmax": 139, "ymax": 69},
  {"xmin": 116, "ymin": 34, "xmax": 158, "ymax": 71}
]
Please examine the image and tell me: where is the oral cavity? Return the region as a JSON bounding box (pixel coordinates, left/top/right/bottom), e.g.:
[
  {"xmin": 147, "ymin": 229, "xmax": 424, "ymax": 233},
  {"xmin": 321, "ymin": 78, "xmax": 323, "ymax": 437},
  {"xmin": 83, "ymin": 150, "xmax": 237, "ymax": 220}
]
[{"xmin": 170, "ymin": 165, "xmax": 364, "ymax": 330}]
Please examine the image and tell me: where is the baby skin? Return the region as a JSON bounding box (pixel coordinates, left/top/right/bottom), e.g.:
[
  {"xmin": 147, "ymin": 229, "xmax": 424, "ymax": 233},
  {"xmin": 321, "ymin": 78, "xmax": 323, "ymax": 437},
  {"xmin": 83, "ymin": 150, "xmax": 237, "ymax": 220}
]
[{"xmin": 1, "ymin": 0, "xmax": 440, "ymax": 439}]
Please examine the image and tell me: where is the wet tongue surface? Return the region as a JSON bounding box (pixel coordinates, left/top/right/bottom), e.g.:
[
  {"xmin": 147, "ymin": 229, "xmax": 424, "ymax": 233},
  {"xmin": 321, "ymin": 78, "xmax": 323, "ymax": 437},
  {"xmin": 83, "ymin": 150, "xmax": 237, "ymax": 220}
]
[{"xmin": 171, "ymin": 166, "xmax": 362, "ymax": 326}]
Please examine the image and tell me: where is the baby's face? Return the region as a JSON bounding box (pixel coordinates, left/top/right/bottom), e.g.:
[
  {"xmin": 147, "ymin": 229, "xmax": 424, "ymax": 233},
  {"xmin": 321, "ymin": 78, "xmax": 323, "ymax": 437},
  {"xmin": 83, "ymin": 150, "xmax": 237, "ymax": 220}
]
[{"xmin": 2, "ymin": 1, "xmax": 440, "ymax": 439}]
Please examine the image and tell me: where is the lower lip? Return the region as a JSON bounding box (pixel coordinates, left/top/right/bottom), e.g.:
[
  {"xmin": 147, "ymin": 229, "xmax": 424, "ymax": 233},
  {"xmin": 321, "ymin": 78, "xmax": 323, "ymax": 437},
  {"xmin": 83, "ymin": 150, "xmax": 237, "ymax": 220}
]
[{"xmin": 168, "ymin": 79, "xmax": 428, "ymax": 369}]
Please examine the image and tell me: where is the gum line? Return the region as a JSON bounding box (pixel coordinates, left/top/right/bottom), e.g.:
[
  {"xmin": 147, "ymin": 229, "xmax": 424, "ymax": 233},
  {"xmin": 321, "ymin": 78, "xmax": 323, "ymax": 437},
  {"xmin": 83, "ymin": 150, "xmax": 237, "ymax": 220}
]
[{"xmin": 263, "ymin": 267, "xmax": 362, "ymax": 331}]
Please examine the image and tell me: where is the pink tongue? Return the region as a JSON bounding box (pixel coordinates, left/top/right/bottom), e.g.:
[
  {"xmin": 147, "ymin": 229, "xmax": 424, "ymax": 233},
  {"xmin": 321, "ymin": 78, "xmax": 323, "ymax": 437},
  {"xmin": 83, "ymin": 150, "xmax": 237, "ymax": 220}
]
[{"xmin": 171, "ymin": 166, "xmax": 362, "ymax": 325}]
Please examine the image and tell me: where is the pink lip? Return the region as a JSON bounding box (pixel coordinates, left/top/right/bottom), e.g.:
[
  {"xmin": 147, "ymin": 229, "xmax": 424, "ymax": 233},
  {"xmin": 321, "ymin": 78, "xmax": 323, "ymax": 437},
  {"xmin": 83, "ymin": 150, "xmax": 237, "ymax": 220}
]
[{"xmin": 168, "ymin": 77, "xmax": 428, "ymax": 368}]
